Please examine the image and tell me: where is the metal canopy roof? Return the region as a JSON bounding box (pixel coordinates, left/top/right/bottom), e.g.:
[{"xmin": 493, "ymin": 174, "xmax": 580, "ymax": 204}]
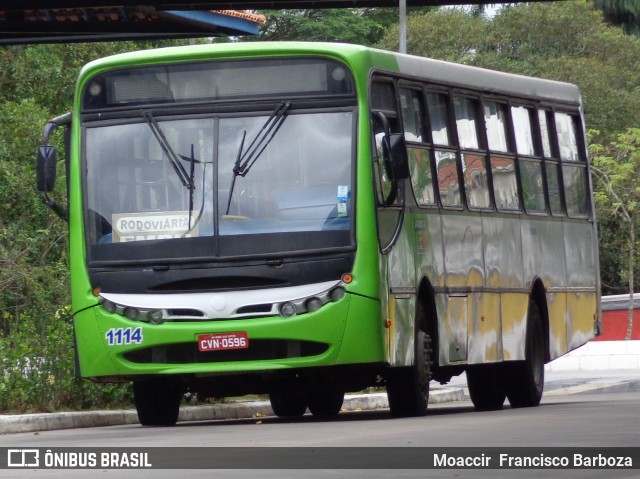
[
  {"xmin": 0, "ymin": 7, "xmax": 267, "ymax": 45},
  {"xmin": 0, "ymin": 1, "xmax": 535, "ymax": 45},
  {"xmin": 1, "ymin": 0, "xmax": 516, "ymax": 7}
]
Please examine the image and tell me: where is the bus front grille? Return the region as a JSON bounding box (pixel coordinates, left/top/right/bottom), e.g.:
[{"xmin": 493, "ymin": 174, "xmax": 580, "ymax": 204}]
[{"xmin": 123, "ymin": 339, "xmax": 328, "ymax": 364}]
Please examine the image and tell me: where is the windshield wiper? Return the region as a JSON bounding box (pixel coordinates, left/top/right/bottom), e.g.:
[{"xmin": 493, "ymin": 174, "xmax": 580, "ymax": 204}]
[
  {"xmin": 143, "ymin": 111, "xmax": 194, "ymax": 191},
  {"xmin": 225, "ymin": 101, "xmax": 291, "ymax": 216}
]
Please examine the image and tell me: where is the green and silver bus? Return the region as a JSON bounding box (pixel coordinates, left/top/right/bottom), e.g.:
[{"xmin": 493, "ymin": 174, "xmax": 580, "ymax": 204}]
[{"xmin": 37, "ymin": 42, "xmax": 600, "ymax": 425}]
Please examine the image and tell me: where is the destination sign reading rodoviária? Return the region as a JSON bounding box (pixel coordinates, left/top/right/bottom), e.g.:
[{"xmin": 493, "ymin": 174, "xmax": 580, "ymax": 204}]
[{"xmin": 112, "ymin": 211, "xmax": 198, "ymax": 243}]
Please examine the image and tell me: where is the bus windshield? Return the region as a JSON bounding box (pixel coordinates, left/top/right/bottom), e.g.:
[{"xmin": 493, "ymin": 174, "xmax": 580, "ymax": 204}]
[{"xmin": 84, "ymin": 109, "xmax": 354, "ymax": 263}]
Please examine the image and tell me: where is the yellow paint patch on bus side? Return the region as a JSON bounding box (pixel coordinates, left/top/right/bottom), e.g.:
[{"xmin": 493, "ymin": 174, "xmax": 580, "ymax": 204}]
[
  {"xmin": 566, "ymin": 291, "xmax": 597, "ymax": 351},
  {"xmin": 467, "ymin": 293, "xmax": 501, "ymax": 363},
  {"xmin": 500, "ymin": 293, "xmax": 528, "ymax": 361},
  {"xmin": 467, "ymin": 267, "xmax": 485, "ymax": 288},
  {"xmin": 386, "ymin": 294, "xmax": 396, "ymax": 365},
  {"xmin": 445, "ymin": 296, "xmax": 468, "ymax": 363}
]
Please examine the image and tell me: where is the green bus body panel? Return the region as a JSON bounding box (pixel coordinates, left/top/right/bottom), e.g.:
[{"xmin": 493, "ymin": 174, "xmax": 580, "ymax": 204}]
[{"xmin": 75, "ymin": 293, "xmax": 383, "ymax": 377}]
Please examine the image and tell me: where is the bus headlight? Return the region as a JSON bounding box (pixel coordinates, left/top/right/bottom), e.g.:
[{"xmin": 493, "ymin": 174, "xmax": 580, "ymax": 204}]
[
  {"xmin": 280, "ymin": 302, "xmax": 297, "ymax": 318},
  {"xmin": 305, "ymin": 297, "xmax": 323, "ymax": 312},
  {"xmin": 276, "ymin": 282, "xmax": 348, "ymax": 318},
  {"xmin": 102, "ymin": 299, "xmax": 118, "ymax": 314},
  {"xmin": 329, "ymin": 286, "xmax": 345, "ymax": 302},
  {"xmin": 148, "ymin": 310, "xmax": 164, "ymax": 324},
  {"xmin": 123, "ymin": 308, "xmax": 139, "ymax": 320}
]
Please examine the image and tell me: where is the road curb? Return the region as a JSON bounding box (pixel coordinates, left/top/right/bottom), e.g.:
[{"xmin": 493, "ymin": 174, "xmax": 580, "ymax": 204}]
[
  {"xmin": 2, "ymin": 380, "xmax": 635, "ymax": 435},
  {"xmin": 0, "ymin": 387, "xmax": 464, "ymax": 435}
]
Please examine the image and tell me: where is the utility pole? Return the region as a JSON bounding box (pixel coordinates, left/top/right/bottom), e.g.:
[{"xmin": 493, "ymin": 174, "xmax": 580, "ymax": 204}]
[{"xmin": 399, "ymin": 0, "xmax": 407, "ymax": 54}]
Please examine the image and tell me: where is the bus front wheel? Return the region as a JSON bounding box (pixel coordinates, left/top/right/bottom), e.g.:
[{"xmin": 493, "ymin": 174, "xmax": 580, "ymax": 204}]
[
  {"xmin": 133, "ymin": 378, "xmax": 183, "ymax": 426},
  {"xmin": 306, "ymin": 387, "xmax": 345, "ymax": 418},
  {"xmin": 269, "ymin": 382, "xmax": 308, "ymax": 417},
  {"xmin": 386, "ymin": 304, "xmax": 432, "ymax": 418},
  {"xmin": 505, "ymin": 300, "xmax": 545, "ymax": 407}
]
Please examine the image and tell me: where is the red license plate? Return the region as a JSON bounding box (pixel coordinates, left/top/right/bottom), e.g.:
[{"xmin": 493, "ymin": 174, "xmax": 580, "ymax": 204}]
[{"xmin": 198, "ymin": 332, "xmax": 249, "ymax": 352}]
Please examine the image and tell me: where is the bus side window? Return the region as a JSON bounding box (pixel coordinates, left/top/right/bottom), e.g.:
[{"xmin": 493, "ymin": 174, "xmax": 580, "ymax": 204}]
[
  {"xmin": 539, "ymin": 110, "xmax": 563, "ymax": 215},
  {"xmin": 428, "ymin": 92, "xmax": 462, "ymax": 207},
  {"xmin": 400, "ymin": 87, "xmax": 435, "ymax": 206},
  {"xmin": 371, "ymin": 79, "xmax": 402, "ymax": 207},
  {"xmin": 400, "ymin": 88, "xmax": 424, "ymax": 142},
  {"xmin": 491, "ymin": 156, "xmax": 520, "ymax": 211},
  {"xmin": 556, "ymin": 112, "xmax": 588, "ymax": 218},
  {"xmin": 512, "ymin": 106, "xmax": 546, "ymax": 214},
  {"xmin": 455, "ymin": 96, "xmax": 490, "ymax": 209}
]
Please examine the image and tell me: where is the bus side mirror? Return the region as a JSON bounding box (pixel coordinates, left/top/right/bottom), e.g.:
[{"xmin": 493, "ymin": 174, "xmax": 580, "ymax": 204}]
[
  {"xmin": 387, "ymin": 133, "xmax": 409, "ymax": 181},
  {"xmin": 36, "ymin": 145, "xmax": 57, "ymax": 193},
  {"xmin": 37, "ymin": 112, "xmax": 72, "ymax": 221},
  {"xmin": 374, "ymin": 111, "xmax": 410, "ymax": 182}
]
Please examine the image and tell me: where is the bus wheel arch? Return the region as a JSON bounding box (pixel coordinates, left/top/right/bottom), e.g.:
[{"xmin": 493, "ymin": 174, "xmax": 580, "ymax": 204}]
[
  {"xmin": 504, "ymin": 280, "xmax": 549, "ymax": 408},
  {"xmin": 385, "ymin": 279, "xmax": 434, "ymax": 417},
  {"xmin": 529, "ymin": 278, "xmax": 551, "ymax": 363}
]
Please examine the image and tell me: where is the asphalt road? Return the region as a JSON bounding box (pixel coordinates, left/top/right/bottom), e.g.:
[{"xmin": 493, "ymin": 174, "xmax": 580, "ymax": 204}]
[{"xmin": 2, "ymin": 390, "xmax": 640, "ymax": 479}]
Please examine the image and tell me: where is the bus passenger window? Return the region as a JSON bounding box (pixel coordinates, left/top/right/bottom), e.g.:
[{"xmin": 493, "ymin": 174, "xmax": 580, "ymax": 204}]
[
  {"xmin": 491, "ymin": 156, "xmax": 520, "ymax": 211},
  {"xmin": 563, "ymin": 164, "xmax": 589, "ymax": 217},
  {"xmin": 427, "ymin": 92, "xmax": 451, "ymax": 146},
  {"xmin": 454, "ymin": 97, "xmax": 480, "ymax": 150},
  {"xmin": 400, "ymin": 88, "xmax": 424, "ymax": 142},
  {"xmin": 556, "ymin": 113, "xmax": 588, "ymax": 217},
  {"xmin": 555, "ymin": 112, "xmax": 580, "ymax": 162},
  {"xmin": 539, "ymin": 110, "xmax": 563, "ymax": 215},
  {"xmin": 462, "ymin": 153, "xmax": 490, "ymax": 209},
  {"xmin": 484, "ymin": 101, "xmax": 509, "ymax": 153},
  {"xmin": 436, "ymin": 151, "xmax": 462, "ymax": 207},
  {"xmin": 371, "ymin": 81, "xmax": 397, "ymax": 113},
  {"xmin": 546, "ymin": 163, "xmax": 563, "ymax": 215},
  {"xmin": 520, "ymin": 160, "xmax": 546, "ymax": 213},
  {"xmin": 512, "ymin": 106, "xmax": 536, "ymax": 156},
  {"xmin": 409, "ymin": 147, "xmax": 435, "ymax": 205},
  {"xmin": 538, "ymin": 110, "xmax": 553, "ymax": 159}
]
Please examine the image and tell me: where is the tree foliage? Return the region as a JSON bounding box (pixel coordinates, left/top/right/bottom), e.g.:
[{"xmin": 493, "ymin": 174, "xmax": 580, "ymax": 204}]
[
  {"xmin": 0, "ymin": 40, "xmax": 191, "ymax": 412},
  {"xmin": 591, "ymin": 129, "xmax": 640, "ymax": 336},
  {"xmin": 377, "ymin": 8, "xmax": 488, "ymax": 63},
  {"xmin": 378, "ymin": 2, "xmax": 640, "ymax": 144},
  {"xmin": 594, "ymin": 0, "xmax": 640, "ymax": 35},
  {"xmin": 243, "ymin": 8, "xmax": 431, "ymax": 46}
]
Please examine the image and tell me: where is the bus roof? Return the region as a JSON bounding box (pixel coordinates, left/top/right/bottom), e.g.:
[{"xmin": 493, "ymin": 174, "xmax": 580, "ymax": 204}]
[{"xmin": 79, "ymin": 42, "xmax": 581, "ymax": 106}]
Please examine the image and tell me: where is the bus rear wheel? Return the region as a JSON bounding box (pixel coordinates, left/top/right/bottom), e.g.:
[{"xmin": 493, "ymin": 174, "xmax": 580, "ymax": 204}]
[
  {"xmin": 466, "ymin": 364, "xmax": 506, "ymax": 411},
  {"xmin": 133, "ymin": 378, "xmax": 183, "ymax": 426},
  {"xmin": 505, "ymin": 300, "xmax": 545, "ymax": 408},
  {"xmin": 386, "ymin": 310, "xmax": 432, "ymax": 418}
]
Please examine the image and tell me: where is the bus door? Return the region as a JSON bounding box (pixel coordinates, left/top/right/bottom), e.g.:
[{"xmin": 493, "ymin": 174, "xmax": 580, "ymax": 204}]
[{"xmin": 371, "ymin": 77, "xmax": 416, "ymax": 366}]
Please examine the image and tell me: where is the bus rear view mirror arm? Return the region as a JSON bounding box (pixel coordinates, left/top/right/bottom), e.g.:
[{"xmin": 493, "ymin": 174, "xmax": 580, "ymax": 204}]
[{"xmin": 37, "ymin": 111, "xmax": 71, "ymax": 221}]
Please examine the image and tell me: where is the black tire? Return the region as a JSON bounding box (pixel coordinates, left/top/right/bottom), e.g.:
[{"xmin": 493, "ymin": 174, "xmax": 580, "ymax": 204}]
[
  {"xmin": 133, "ymin": 378, "xmax": 183, "ymax": 426},
  {"xmin": 306, "ymin": 387, "xmax": 345, "ymax": 418},
  {"xmin": 505, "ymin": 300, "xmax": 545, "ymax": 408},
  {"xmin": 269, "ymin": 384, "xmax": 308, "ymax": 418},
  {"xmin": 466, "ymin": 363, "xmax": 506, "ymax": 411},
  {"xmin": 387, "ymin": 301, "xmax": 432, "ymax": 417}
]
